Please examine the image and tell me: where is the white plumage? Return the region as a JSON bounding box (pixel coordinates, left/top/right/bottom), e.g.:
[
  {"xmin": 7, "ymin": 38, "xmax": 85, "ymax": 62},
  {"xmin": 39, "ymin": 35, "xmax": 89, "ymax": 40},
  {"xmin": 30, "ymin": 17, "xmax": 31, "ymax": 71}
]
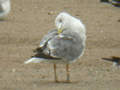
[{"xmin": 0, "ymin": 0, "xmax": 10, "ymax": 18}]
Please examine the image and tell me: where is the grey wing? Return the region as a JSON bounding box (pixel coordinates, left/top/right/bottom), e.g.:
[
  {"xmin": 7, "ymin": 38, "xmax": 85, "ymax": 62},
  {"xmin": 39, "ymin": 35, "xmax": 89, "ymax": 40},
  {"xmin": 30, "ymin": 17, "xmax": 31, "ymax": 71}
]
[
  {"xmin": 39, "ymin": 29, "xmax": 58, "ymax": 47},
  {"xmin": 46, "ymin": 34, "xmax": 85, "ymax": 61},
  {"xmin": 0, "ymin": 5, "xmax": 4, "ymax": 13}
]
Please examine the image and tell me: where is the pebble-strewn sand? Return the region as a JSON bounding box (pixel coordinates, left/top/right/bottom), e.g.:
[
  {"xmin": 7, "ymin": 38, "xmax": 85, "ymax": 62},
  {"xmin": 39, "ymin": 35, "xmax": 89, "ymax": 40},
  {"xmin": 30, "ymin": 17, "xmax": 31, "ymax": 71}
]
[{"xmin": 0, "ymin": 0, "xmax": 120, "ymax": 90}]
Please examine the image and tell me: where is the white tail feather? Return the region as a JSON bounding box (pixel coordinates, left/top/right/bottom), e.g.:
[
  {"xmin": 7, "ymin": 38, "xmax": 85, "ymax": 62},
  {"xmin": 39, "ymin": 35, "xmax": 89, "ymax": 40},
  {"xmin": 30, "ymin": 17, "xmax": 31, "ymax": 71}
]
[{"xmin": 24, "ymin": 57, "xmax": 44, "ymax": 64}]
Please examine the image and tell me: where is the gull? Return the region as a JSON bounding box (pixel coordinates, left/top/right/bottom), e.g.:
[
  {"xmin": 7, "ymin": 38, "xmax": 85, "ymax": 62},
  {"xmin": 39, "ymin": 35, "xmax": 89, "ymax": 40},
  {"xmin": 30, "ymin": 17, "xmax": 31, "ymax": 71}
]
[
  {"xmin": 0, "ymin": 0, "xmax": 11, "ymax": 19},
  {"xmin": 24, "ymin": 12, "xmax": 86, "ymax": 82}
]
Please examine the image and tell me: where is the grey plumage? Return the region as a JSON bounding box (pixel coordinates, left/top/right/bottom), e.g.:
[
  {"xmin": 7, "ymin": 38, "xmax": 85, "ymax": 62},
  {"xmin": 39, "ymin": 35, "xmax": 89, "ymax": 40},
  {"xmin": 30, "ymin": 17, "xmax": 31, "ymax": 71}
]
[
  {"xmin": 0, "ymin": 4, "xmax": 4, "ymax": 13},
  {"xmin": 25, "ymin": 12, "xmax": 86, "ymax": 64},
  {"xmin": 30, "ymin": 29, "xmax": 85, "ymax": 64},
  {"xmin": 0, "ymin": 0, "xmax": 10, "ymax": 18}
]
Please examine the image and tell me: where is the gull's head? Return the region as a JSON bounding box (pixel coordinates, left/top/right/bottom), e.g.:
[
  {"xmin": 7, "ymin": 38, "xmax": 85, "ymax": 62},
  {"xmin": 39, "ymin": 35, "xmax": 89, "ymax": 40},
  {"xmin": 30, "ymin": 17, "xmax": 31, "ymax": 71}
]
[
  {"xmin": 55, "ymin": 12, "xmax": 86, "ymax": 34},
  {"xmin": 55, "ymin": 12, "xmax": 72, "ymax": 34}
]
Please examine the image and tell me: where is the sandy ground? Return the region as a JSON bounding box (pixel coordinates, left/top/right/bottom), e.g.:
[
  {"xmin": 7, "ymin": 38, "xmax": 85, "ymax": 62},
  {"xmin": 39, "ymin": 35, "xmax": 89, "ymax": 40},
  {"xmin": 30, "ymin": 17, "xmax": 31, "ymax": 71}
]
[{"xmin": 0, "ymin": 0, "xmax": 120, "ymax": 90}]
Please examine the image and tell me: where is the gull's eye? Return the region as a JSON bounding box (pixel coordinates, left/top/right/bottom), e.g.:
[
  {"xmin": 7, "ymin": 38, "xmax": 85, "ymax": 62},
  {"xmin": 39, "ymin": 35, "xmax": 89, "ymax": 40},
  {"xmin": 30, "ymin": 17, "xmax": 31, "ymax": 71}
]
[{"xmin": 59, "ymin": 19, "xmax": 62, "ymax": 23}]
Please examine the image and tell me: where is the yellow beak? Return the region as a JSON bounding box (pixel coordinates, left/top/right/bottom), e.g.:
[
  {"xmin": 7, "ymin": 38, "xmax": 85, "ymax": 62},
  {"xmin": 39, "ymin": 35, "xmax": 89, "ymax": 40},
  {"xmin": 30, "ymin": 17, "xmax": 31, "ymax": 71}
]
[{"xmin": 58, "ymin": 28, "xmax": 63, "ymax": 34}]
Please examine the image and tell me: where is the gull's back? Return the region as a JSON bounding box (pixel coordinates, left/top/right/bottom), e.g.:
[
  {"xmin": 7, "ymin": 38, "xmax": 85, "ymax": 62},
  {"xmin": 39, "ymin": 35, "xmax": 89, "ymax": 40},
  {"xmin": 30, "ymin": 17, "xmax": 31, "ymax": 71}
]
[
  {"xmin": 37, "ymin": 29, "xmax": 85, "ymax": 63},
  {"xmin": 0, "ymin": 0, "xmax": 10, "ymax": 18}
]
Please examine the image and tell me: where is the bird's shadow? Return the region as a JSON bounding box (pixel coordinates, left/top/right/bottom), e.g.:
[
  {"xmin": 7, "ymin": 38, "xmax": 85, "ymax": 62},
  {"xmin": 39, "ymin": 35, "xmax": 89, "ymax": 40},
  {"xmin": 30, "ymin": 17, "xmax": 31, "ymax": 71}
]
[
  {"xmin": 32, "ymin": 80, "xmax": 79, "ymax": 87},
  {"xmin": 52, "ymin": 80, "xmax": 79, "ymax": 84}
]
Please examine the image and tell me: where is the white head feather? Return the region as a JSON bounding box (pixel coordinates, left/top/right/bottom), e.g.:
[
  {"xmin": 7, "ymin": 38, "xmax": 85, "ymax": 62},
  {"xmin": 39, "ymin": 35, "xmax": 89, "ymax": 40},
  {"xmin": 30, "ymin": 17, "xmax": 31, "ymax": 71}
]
[{"xmin": 55, "ymin": 12, "xmax": 86, "ymax": 34}]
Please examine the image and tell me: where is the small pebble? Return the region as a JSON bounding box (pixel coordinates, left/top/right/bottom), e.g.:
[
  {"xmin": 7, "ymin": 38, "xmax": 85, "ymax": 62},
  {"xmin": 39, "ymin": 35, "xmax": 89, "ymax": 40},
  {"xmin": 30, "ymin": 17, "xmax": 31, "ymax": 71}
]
[
  {"xmin": 118, "ymin": 19, "xmax": 120, "ymax": 22},
  {"xmin": 48, "ymin": 11, "xmax": 54, "ymax": 15},
  {"xmin": 100, "ymin": 30, "xmax": 103, "ymax": 33},
  {"xmin": 33, "ymin": 84, "xmax": 37, "ymax": 87},
  {"xmin": 12, "ymin": 68, "xmax": 16, "ymax": 72}
]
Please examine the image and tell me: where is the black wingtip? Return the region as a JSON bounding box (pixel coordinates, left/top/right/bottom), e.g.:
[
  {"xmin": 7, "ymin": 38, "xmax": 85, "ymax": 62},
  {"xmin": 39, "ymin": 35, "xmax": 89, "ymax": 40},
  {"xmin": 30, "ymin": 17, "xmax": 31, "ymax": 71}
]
[
  {"xmin": 33, "ymin": 47, "xmax": 43, "ymax": 53},
  {"xmin": 100, "ymin": 0, "xmax": 109, "ymax": 3},
  {"xmin": 102, "ymin": 56, "xmax": 120, "ymax": 63},
  {"xmin": 111, "ymin": 56, "xmax": 120, "ymax": 60},
  {"xmin": 102, "ymin": 58, "xmax": 114, "ymax": 62}
]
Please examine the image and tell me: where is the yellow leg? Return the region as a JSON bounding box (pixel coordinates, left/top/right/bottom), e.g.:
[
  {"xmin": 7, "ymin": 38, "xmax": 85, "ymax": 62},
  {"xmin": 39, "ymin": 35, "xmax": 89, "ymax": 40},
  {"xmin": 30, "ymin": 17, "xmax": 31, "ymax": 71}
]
[
  {"xmin": 54, "ymin": 64, "xmax": 58, "ymax": 82},
  {"xmin": 66, "ymin": 64, "xmax": 70, "ymax": 82}
]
